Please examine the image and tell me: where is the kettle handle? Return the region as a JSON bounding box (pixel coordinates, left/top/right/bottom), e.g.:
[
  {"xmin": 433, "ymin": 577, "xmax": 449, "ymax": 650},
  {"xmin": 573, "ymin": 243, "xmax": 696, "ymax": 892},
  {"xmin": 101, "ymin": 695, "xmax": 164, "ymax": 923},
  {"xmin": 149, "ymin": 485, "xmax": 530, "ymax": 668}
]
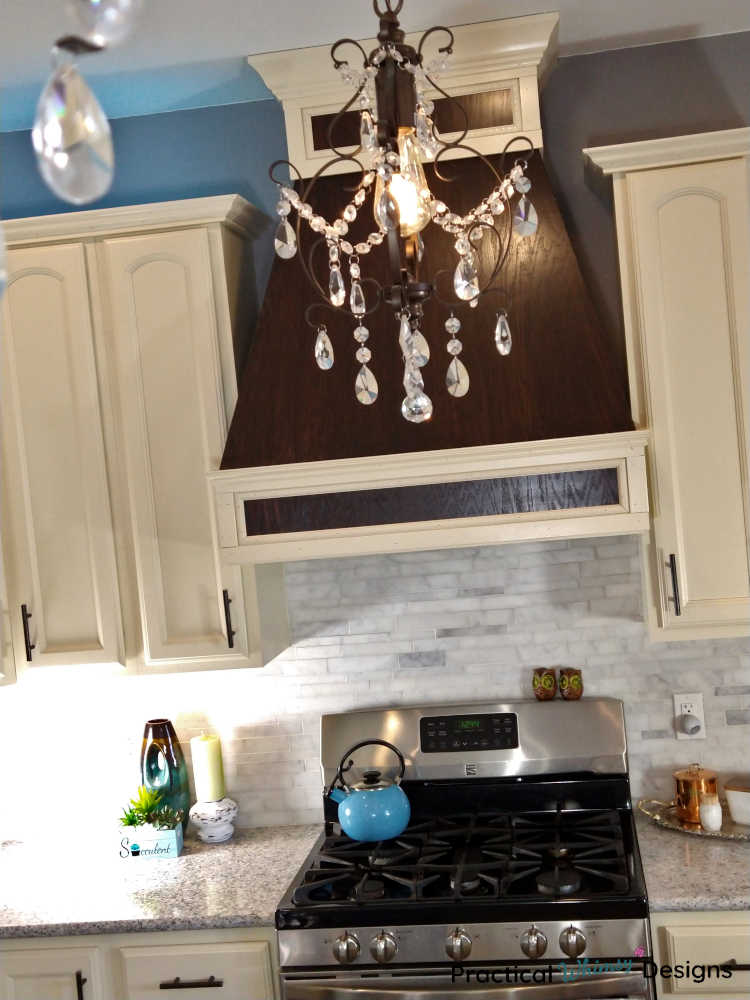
[{"xmin": 328, "ymin": 739, "xmax": 406, "ymax": 795}]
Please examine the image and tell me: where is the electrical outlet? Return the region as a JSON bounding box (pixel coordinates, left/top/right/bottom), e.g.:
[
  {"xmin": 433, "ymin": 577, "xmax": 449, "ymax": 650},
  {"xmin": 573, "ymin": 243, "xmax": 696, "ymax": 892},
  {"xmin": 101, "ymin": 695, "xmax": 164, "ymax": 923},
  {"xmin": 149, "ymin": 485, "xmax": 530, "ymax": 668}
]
[{"xmin": 673, "ymin": 691, "xmax": 706, "ymax": 740}]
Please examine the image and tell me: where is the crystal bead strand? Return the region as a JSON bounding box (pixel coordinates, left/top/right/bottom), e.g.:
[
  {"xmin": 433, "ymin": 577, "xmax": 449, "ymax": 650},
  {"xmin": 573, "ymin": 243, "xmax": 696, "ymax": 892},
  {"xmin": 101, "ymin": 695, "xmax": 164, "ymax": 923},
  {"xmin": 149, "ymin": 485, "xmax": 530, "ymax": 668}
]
[
  {"xmin": 353, "ymin": 323, "xmax": 378, "ymax": 404},
  {"xmin": 444, "ymin": 314, "xmax": 469, "ymax": 397},
  {"xmin": 399, "ymin": 312, "xmax": 433, "ymax": 423}
]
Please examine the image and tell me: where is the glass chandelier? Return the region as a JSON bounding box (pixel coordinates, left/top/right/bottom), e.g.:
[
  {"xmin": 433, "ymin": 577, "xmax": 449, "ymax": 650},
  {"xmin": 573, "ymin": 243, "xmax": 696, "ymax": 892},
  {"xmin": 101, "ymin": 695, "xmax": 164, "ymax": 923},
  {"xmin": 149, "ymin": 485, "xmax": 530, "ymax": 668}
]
[{"xmin": 271, "ymin": 0, "xmax": 538, "ymax": 423}]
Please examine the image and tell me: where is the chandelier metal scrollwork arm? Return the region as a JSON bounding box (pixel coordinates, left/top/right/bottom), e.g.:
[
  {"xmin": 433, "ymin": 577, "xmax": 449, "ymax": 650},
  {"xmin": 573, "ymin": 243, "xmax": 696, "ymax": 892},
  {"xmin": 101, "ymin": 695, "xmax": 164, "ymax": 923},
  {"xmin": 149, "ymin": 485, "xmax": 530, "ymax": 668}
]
[
  {"xmin": 269, "ymin": 0, "xmax": 540, "ymax": 421},
  {"xmin": 373, "ymin": 0, "xmax": 404, "ymax": 16}
]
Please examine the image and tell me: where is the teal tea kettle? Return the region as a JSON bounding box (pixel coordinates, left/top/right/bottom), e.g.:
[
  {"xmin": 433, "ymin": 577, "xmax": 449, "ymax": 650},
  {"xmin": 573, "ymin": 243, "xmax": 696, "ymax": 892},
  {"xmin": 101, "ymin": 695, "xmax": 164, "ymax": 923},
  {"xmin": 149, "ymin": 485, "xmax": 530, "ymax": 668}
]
[{"xmin": 327, "ymin": 739, "xmax": 410, "ymax": 842}]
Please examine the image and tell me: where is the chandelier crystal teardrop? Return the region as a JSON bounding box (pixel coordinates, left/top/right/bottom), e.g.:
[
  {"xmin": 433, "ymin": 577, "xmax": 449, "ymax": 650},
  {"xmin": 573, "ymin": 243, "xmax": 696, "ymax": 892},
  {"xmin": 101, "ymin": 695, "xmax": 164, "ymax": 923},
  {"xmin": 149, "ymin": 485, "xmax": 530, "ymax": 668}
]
[{"xmin": 270, "ymin": 0, "xmax": 538, "ymax": 422}]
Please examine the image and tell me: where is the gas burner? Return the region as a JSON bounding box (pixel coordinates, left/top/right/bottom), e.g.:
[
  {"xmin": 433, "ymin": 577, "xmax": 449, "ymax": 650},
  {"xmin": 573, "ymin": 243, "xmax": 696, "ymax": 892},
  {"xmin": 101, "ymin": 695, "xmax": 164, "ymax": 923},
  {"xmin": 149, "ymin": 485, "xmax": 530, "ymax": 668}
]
[
  {"xmin": 368, "ymin": 842, "xmax": 419, "ymax": 867},
  {"xmin": 536, "ymin": 865, "xmax": 583, "ymax": 896},
  {"xmin": 450, "ymin": 874, "xmax": 482, "ymax": 893},
  {"xmin": 356, "ymin": 878, "xmax": 386, "ymax": 901}
]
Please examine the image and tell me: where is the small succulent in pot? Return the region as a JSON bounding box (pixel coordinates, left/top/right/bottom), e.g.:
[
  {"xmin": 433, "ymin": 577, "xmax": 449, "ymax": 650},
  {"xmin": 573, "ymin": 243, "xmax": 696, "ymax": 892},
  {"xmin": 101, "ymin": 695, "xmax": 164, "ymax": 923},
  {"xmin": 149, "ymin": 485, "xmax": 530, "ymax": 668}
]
[{"xmin": 119, "ymin": 785, "xmax": 184, "ymax": 830}]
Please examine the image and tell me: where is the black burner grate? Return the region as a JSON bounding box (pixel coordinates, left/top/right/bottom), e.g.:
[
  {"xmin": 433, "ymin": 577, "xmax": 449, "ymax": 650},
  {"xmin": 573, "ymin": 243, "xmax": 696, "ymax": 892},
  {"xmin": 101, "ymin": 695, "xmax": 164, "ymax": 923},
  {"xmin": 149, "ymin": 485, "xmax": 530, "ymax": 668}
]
[{"xmin": 291, "ymin": 807, "xmax": 631, "ymax": 907}]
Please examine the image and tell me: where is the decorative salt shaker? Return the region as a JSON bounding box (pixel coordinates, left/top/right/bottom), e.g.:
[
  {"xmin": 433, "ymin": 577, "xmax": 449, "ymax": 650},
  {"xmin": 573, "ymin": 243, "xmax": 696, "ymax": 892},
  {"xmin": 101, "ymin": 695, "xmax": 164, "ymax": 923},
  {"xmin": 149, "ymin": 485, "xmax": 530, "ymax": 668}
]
[{"xmin": 699, "ymin": 791, "xmax": 722, "ymax": 832}]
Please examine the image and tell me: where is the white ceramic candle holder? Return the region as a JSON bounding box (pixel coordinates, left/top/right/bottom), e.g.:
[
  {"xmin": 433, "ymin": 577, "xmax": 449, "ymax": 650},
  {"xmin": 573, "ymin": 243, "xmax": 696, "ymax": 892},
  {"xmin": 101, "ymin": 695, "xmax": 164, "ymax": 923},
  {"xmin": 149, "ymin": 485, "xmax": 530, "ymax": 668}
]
[{"xmin": 189, "ymin": 797, "xmax": 238, "ymax": 843}]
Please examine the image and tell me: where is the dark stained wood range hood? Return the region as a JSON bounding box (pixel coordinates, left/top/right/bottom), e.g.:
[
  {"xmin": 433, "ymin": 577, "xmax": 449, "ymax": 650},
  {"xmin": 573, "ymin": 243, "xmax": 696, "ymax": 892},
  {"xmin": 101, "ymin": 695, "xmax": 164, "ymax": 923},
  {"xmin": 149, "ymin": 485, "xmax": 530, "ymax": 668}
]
[{"xmin": 221, "ymin": 152, "xmax": 633, "ymax": 471}]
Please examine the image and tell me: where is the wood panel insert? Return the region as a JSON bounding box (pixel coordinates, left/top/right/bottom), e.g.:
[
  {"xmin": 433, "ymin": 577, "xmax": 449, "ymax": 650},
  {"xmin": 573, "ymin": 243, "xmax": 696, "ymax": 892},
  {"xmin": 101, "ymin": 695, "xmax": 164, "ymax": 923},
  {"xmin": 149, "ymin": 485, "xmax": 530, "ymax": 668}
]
[
  {"xmin": 310, "ymin": 88, "xmax": 514, "ymax": 152},
  {"xmin": 244, "ymin": 467, "xmax": 619, "ymax": 536}
]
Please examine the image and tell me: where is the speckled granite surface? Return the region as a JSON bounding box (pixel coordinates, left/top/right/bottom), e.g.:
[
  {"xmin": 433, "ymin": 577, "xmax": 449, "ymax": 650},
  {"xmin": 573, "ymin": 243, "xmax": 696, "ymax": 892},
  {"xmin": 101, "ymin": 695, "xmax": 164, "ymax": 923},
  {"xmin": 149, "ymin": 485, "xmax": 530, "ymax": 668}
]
[
  {"xmin": 2, "ymin": 817, "xmax": 747, "ymax": 939},
  {"xmin": 0, "ymin": 825, "xmax": 321, "ymax": 939},
  {"xmin": 636, "ymin": 813, "xmax": 750, "ymax": 911}
]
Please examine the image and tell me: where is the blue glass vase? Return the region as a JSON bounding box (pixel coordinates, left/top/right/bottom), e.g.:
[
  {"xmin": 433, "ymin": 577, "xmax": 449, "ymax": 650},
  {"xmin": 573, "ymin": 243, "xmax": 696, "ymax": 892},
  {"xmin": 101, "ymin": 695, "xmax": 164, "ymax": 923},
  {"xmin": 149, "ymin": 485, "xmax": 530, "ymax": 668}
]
[{"xmin": 140, "ymin": 718, "xmax": 190, "ymax": 832}]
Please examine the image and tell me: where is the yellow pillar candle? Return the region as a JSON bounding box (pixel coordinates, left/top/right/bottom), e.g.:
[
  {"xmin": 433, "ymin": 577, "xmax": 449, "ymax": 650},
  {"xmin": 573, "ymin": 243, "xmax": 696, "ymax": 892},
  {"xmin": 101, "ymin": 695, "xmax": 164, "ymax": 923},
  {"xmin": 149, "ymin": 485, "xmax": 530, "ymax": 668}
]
[{"xmin": 190, "ymin": 733, "xmax": 226, "ymax": 803}]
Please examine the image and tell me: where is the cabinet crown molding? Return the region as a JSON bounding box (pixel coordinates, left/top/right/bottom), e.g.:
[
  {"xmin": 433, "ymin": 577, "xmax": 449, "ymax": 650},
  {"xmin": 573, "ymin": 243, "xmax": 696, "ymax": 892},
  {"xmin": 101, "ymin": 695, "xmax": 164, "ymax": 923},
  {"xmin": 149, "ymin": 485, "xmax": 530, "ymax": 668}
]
[
  {"xmin": 584, "ymin": 127, "xmax": 750, "ymax": 176},
  {"xmin": 3, "ymin": 194, "xmax": 261, "ymax": 247}
]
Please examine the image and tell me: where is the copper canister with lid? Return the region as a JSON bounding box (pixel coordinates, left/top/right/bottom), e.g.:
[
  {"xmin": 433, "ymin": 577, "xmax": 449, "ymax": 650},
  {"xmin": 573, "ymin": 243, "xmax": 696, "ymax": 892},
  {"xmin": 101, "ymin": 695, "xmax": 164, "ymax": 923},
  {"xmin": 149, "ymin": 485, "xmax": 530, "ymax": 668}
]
[{"xmin": 673, "ymin": 763, "xmax": 718, "ymax": 823}]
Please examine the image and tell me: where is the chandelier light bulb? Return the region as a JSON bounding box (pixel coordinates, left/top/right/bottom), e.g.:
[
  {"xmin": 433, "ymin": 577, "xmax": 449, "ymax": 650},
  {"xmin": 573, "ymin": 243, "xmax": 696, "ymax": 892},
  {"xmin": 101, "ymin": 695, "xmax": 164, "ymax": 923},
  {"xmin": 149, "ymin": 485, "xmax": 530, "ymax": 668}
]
[{"xmin": 392, "ymin": 128, "xmax": 432, "ymax": 236}]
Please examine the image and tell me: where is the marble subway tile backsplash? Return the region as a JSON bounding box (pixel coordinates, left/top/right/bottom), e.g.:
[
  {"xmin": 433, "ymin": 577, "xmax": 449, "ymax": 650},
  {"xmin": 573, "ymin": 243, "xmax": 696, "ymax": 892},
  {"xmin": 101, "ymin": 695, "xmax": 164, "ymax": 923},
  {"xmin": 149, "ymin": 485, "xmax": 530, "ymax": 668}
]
[{"xmin": 0, "ymin": 536, "xmax": 748, "ymax": 838}]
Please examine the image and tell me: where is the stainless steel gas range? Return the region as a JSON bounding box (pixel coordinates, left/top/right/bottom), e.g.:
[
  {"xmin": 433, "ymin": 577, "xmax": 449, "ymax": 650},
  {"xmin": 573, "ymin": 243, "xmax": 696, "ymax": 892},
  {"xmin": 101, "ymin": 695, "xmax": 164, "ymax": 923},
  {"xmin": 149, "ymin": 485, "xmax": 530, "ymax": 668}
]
[{"xmin": 276, "ymin": 698, "xmax": 653, "ymax": 1000}]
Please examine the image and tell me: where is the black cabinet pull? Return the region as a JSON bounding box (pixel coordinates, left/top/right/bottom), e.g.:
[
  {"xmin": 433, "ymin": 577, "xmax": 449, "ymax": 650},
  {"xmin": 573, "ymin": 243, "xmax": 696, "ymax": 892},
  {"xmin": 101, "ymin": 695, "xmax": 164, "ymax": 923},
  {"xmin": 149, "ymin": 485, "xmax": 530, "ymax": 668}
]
[
  {"xmin": 160, "ymin": 976, "xmax": 224, "ymax": 989},
  {"xmin": 20, "ymin": 604, "xmax": 35, "ymax": 661},
  {"xmin": 222, "ymin": 589, "xmax": 236, "ymax": 649},
  {"xmin": 721, "ymin": 959, "xmax": 750, "ymax": 971},
  {"xmin": 76, "ymin": 970, "xmax": 87, "ymax": 1000},
  {"xmin": 668, "ymin": 553, "xmax": 681, "ymax": 616}
]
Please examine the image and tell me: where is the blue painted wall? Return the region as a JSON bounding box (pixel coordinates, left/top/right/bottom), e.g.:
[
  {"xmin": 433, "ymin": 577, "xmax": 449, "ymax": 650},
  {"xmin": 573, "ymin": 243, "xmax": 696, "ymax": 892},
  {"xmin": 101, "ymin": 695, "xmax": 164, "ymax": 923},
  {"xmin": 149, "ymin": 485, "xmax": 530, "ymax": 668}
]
[{"xmin": 0, "ymin": 98, "xmax": 287, "ymax": 302}]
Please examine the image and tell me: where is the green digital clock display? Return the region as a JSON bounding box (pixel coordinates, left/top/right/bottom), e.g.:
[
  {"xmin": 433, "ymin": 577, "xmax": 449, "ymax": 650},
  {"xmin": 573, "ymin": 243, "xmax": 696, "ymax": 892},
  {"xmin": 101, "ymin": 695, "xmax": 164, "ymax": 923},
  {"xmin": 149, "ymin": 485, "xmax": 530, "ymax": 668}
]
[{"xmin": 456, "ymin": 719, "xmax": 482, "ymax": 730}]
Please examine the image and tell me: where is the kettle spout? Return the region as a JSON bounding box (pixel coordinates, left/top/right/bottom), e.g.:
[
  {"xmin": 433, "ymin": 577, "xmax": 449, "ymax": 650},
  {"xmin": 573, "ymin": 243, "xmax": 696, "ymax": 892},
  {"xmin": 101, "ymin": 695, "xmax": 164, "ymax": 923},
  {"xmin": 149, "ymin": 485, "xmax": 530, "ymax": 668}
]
[{"xmin": 329, "ymin": 787, "xmax": 346, "ymax": 804}]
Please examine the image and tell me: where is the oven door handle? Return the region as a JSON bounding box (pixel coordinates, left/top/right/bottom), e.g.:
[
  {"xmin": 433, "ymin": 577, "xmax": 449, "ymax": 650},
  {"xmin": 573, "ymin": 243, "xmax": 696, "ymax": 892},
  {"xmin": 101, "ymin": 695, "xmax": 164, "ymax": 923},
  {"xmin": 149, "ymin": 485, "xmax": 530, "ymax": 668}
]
[{"xmin": 283, "ymin": 973, "xmax": 647, "ymax": 1000}]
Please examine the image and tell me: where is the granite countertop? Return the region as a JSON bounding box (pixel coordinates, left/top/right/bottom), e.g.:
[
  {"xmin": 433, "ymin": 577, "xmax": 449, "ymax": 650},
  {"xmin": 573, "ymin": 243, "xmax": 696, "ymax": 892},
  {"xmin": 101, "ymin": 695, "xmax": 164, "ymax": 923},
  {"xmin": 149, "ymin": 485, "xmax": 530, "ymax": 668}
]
[
  {"xmin": 1, "ymin": 817, "xmax": 747, "ymax": 939},
  {"xmin": 636, "ymin": 813, "xmax": 750, "ymax": 911},
  {"xmin": 0, "ymin": 825, "xmax": 321, "ymax": 939}
]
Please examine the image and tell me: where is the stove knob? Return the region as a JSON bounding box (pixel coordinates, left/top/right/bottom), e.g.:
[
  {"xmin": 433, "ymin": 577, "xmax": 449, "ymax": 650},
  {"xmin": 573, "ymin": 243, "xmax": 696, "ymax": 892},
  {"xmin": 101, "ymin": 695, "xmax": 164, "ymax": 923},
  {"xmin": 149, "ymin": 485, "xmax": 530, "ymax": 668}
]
[
  {"xmin": 520, "ymin": 925, "xmax": 548, "ymax": 958},
  {"xmin": 333, "ymin": 931, "xmax": 360, "ymax": 964},
  {"xmin": 370, "ymin": 931, "xmax": 398, "ymax": 964},
  {"xmin": 445, "ymin": 927, "xmax": 472, "ymax": 961},
  {"xmin": 559, "ymin": 925, "xmax": 587, "ymax": 958}
]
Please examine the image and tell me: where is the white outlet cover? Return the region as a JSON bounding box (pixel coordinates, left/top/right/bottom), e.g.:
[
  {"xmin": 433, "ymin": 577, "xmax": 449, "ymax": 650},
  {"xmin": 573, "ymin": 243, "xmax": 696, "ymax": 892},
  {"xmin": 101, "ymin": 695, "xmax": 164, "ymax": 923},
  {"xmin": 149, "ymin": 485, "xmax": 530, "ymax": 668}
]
[{"xmin": 673, "ymin": 691, "xmax": 706, "ymax": 740}]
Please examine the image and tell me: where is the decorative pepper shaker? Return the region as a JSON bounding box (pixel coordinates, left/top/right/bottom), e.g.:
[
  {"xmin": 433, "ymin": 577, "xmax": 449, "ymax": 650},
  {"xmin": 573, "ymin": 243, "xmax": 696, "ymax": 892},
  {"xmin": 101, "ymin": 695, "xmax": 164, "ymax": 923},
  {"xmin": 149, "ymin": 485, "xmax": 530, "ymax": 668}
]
[
  {"xmin": 699, "ymin": 791, "xmax": 723, "ymax": 832},
  {"xmin": 532, "ymin": 667, "xmax": 557, "ymax": 700}
]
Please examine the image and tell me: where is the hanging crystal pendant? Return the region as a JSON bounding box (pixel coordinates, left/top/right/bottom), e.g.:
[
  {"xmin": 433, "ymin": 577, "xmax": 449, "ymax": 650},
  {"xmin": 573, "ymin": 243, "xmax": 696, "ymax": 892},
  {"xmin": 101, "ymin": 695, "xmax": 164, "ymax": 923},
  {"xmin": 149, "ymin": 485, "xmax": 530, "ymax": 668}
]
[
  {"xmin": 355, "ymin": 364, "xmax": 378, "ymax": 405},
  {"xmin": 494, "ymin": 313, "xmax": 512, "ymax": 356},
  {"xmin": 359, "ymin": 110, "xmax": 379, "ymax": 158},
  {"xmin": 329, "ymin": 265, "xmax": 346, "ymax": 307},
  {"xmin": 65, "ymin": 0, "xmax": 144, "ymax": 46},
  {"xmin": 274, "ymin": 220, "xmax": 297, "ymax": 259},
  {"xmin": 350, "ymin": 280, "xmax": 366, "ymax": 315},
  {"xmin": 446, "ymin": 357, "xmax": 470, "ymax": 397},
  {"xmin": 512, "ymin": 195, "xmax": 538, "ymax": 237},
  {"xmin": 403, "ymin": 361, "xmax": 424, "ymax": 395},
  {"xmin": 375, "ymin": 186, "xmax": 399, "ymax": 231},
  {"xmin": 408, "ymin": 330, "xmax": 430, "ymax": 367},
  {"xmin": 398, "ymin": 313, "xmax": 412, "ymax": 355},
  {"xmin": 314, "ymin": 326, "xmax": 334, "ymax": 370},
  {"xmin": 514, "ymin": 175, "xmax": 532, "ymax": 194},
  {"xmin": 401, "ymin": 391, "xmax": 433, "ymax": 423},
  {"xmin": 454, "ymin": 252, "xmax": 479, "ymax": 301},
  {"xmin": 32, "ymin": 61, "xmax": 114, "ymax": 205}
]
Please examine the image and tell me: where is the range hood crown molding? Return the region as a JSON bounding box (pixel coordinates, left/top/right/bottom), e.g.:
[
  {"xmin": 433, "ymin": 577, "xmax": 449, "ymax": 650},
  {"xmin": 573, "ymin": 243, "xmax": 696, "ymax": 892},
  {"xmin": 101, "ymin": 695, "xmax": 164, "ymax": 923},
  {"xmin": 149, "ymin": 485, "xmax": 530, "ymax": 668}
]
[{"xmin": 249, "ymin": 12, "xmax": 558, "ymax": 177}]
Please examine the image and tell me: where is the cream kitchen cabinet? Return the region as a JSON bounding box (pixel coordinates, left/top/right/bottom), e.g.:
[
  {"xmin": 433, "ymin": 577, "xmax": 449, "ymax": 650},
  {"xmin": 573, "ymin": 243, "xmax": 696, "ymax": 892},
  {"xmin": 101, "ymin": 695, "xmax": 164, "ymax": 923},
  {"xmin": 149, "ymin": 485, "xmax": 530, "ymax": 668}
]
[
  {"xmin": 1, "ymin": 197, "xmax": 289, "ymax": 674},
  {"xmin": 0, "ymin": 944, "xmax": 102, "ymax": 1000},
  {"xmin": 0, "ymin": 241, "xmax": 123, "ymax": 668},
  {"xmin": 650, "ymin": 910, "xmax": 750, "ymax": 1000},
  {"xmin": 587, "ymin": 130, "xmax": 750, "ymax": 640},
  {"xmin": 0, "ymin": 928, "xmax": 278, "ymax": 1000}
]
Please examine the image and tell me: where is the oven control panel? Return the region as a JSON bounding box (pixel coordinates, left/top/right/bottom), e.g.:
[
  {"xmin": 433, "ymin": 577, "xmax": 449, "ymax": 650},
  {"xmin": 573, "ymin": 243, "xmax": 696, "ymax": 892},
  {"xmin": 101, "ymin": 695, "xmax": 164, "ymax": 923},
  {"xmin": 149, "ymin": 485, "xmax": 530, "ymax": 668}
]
[{"xmin": 419, "ymin": 713, "xmax": 518, "ymax": 753}]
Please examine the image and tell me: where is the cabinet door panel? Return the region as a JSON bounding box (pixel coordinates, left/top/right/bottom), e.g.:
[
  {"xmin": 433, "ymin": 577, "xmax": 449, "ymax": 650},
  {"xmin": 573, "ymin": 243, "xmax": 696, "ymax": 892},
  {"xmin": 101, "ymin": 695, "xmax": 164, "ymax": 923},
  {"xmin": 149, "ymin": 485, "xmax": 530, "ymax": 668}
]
[
  {"xmin": 0, "ymin": 243, "xmax": 121, "ymax": 666},
  {"xmin": 0, "ymin": 947, "xmax": 99, "ymax": 1000},
  {"xmin": 664, "ymin": 923, "xmax": 750, "ymax": 995},
  {"xmin": 629, "ymin": 158, "xmax": 750, "ymax": 632},
  {"xmin": 100, "ymin": 230, "xmax": 251, "ymax": 666},
  {"xmin": 121, "ymin": 941, "xmax": 274, "ymax": 1000}
]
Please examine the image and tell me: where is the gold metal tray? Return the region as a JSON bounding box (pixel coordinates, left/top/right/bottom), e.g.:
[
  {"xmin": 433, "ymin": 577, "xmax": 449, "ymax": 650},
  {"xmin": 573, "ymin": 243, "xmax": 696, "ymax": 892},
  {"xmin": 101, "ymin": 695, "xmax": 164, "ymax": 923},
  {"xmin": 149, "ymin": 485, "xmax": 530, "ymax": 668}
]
[{"xmin": 638, "ymin": 798, "xmax": 750, "ymax": 842}]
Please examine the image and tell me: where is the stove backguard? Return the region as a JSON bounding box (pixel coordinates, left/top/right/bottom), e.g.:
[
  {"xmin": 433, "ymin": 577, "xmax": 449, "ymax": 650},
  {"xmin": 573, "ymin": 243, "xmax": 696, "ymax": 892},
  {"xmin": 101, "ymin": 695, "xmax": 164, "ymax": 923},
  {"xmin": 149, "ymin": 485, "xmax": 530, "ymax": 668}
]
[{"xmin": 321, "ymin": 699, "xmax": 627, "ymax": 790}]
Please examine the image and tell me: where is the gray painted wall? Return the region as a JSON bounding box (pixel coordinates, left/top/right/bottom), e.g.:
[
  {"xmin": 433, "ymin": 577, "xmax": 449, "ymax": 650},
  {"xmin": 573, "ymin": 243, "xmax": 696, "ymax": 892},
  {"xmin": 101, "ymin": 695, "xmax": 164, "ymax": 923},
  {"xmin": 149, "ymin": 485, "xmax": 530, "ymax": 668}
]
[{"xmin": 541, "ymin": 30, "xmax": 750, "ymax": 371}]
